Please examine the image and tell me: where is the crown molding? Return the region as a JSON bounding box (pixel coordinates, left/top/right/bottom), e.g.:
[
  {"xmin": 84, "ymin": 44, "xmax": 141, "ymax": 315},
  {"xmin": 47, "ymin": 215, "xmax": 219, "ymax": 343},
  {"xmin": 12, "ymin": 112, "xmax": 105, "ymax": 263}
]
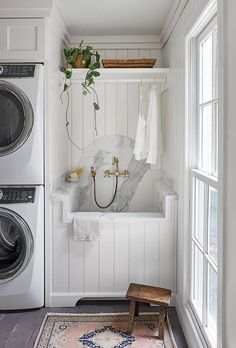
[
  {"xmin": 0, "ymin": 8, "xmax": 51, "ymax": 17},
  {"xmin": 69, "ymin": 35, "xmax": 162, "ymax": 50},
  {"xmin": 160, "ymin": 0, "xmax": 189, "ymax": 47}
]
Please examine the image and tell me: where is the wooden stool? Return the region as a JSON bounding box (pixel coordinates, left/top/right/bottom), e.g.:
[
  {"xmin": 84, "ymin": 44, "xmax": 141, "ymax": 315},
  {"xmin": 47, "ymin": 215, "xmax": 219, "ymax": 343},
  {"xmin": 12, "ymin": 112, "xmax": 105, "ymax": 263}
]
[{"xmin": 126, "ymin": 283, "xmax": 171, "ymax": 341}]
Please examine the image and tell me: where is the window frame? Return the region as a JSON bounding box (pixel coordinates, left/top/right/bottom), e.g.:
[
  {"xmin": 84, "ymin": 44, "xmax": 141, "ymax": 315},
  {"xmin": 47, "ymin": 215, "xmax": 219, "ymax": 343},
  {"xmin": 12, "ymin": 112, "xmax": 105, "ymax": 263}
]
[{"xmin": 184, "ymin": 1, "xmax": 224, "ymax": 347}]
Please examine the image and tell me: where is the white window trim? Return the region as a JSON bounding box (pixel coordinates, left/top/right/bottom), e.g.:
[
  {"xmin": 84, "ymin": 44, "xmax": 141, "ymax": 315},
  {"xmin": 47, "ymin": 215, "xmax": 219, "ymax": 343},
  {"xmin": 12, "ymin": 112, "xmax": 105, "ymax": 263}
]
[{"xmin": 183, "ymin": 0, "xmax": 224, "ymax": 347}]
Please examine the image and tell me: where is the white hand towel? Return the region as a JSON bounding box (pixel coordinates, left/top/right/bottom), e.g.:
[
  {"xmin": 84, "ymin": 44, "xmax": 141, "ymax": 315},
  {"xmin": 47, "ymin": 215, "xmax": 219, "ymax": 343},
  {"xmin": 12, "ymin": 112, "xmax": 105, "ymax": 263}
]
[
  {"xmin": 133, "ymin": 83, "xmax": 147, "ymax": 160},
  {"xmin": 73, "ymin": 212, "xmax": 101, "ymax": 241},
  {"xmin": 145, "ymin": 85, "xmax": 163, "ymax": 164},
  {"xmin": 133, "ymin": 113, "xmax": 146, "ymax": 160}
]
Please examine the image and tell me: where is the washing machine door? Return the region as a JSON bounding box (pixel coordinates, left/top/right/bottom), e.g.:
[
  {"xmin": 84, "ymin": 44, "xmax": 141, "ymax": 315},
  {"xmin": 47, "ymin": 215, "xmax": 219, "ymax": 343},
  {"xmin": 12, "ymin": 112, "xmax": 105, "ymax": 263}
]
[
  {"xmin": 0, "ymin": 80, "xmax": 34, "ymax": 156},
  {"xmin": 0, "ymin": 208, "xmax": 34, "ymax": 283}
]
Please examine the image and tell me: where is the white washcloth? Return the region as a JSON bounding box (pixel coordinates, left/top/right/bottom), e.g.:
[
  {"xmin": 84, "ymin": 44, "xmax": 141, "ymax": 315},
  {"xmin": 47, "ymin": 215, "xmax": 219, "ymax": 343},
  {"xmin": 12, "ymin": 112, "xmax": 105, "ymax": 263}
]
[
  {"xmin": 145, "ymin": 85, "xmax": 163, "ymax": 164},
  {"xmin": 133, "ymin": 83, "xmax": 147, "ymax": 160},
  {"xmin": 73, "ymin": 212, "xmax": 101, "ymax": 241}
]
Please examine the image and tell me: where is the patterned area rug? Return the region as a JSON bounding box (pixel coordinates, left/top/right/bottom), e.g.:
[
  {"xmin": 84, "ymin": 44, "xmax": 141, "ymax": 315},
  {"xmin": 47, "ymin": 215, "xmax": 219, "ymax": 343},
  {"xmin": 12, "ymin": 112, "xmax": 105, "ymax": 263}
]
[{"xmin": 34, "ymin": 313, "xmax": 176, "ymax": 348}]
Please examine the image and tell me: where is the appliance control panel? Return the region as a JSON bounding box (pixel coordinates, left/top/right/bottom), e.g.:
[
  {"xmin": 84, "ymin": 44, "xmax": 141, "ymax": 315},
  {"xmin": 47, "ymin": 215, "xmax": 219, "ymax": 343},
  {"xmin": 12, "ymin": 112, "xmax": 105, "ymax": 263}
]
[
  {"xmin": 0, "ymin": 187, "xmax": 36, "ymax": 203},
  {"xmin": 0, "ymin": 64, "xmax": 35, "ymax": 78}
]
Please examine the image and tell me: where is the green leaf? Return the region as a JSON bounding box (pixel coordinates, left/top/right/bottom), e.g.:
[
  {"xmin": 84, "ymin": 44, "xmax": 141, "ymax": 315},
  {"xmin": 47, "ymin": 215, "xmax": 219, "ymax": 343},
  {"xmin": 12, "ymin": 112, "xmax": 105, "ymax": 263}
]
[
  {"xmin": 93, "ymin": 102, "xmax": 100, "ymax": 111},
  {"xmin": 89, "ymin": 63, "xmax": 100, "ymax": 70},
  {"xmin": 83, "ymin": 90, "xmax": 87, "ymax": 96},
  {"xmin": 82, "ymin": 83, "xmax": 91, "ymax": 94},
  {"xmin": 65, "ymin": 70, "xmax": 72, "ymax": 79},
  {"xmin": 95, "ymin": 52, "xmax": 101, "ymax": 67},
  {"xmin": 63, "ymin": 83, "xmax": 69, "ymax": 91},
  {"xmin": 83, "ymin": 50, "xmax": 92, "ymax": 61},
  {"xmin": 92, "ymin": 71, "xmax": 100, "ymax": 77}
]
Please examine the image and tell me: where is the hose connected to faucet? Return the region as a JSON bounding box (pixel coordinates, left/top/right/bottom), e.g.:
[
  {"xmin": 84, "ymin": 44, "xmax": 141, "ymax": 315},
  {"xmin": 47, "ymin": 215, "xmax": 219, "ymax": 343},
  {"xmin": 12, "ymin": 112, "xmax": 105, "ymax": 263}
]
[{"xmin": 90, "ymin": 157, "xmax": 129, "ymax": 209}]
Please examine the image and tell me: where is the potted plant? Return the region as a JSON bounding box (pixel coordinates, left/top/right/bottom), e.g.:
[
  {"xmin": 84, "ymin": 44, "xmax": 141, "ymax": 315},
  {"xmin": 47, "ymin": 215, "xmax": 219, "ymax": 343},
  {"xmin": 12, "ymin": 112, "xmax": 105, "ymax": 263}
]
[{"xmin": 60, "ymin": 41, "xmax": 101, "ymax": 136}]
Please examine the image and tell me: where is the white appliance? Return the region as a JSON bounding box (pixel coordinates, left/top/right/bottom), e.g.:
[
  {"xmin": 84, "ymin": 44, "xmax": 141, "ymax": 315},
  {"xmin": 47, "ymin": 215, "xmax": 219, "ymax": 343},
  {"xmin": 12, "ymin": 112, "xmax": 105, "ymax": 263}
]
[
  {"xmin": 0, "ymin": 64, "xmax": 44, "ymax": 185},
  {"xmin": 0, "ymin": 185, "xmax": 44, "ymax": 309}
]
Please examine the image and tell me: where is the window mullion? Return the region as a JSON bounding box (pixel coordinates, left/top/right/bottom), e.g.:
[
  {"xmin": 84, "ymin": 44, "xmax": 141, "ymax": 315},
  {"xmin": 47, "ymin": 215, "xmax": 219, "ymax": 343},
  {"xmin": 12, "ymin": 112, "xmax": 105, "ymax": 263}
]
[{"xmin": 202, "ymin": 183, "xmax": 209, "ymax": 326}]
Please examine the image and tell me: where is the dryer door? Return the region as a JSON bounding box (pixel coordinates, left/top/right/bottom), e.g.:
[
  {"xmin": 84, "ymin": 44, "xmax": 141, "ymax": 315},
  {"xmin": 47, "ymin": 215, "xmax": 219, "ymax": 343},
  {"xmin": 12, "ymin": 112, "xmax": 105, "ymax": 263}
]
[
  {"xmin": 0, "ymin": 208, "xmax": 33, "ymax": 283},
  {"xmin": 0, "ymin": 81, "xmax": 34, "ymax": 156}
]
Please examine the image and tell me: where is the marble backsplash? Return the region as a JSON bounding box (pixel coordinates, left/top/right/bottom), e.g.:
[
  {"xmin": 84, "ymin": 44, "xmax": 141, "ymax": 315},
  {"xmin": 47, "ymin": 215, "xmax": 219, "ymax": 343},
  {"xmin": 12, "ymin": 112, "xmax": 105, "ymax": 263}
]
[{"xmin": 75, "ymin": 135, "xmax": 162, "ymax": 212}]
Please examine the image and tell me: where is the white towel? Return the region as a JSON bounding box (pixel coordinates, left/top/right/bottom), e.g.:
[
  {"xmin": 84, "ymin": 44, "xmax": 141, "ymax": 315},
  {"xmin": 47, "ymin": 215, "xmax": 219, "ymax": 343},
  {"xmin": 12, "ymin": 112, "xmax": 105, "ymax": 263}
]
[
  {"xmin": 73, "ymin": 212, "xmax": 101, "ymax": 241},
  {"xmin": 145, "ymin": 85, "xmax": 163, "ymax": 164},
  {"xmin": 133, "ymin": 83, "xmax": 147, "ymax": 160},
  {"xmin": 133, "ymin": 113, "xmax": 146, "ymax": 160}
]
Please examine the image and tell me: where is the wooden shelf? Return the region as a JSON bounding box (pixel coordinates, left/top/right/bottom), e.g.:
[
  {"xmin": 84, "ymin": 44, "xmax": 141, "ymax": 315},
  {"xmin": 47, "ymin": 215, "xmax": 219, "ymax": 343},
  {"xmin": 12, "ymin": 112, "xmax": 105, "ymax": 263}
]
[{"xmin": 70, "ymin": 68, "xmax": 170, "ymax": 82}]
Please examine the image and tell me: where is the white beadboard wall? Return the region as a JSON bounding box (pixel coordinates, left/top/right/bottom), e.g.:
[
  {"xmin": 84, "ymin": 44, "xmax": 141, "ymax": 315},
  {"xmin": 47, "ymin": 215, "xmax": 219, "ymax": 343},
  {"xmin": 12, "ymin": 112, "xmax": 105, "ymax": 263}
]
[
  {"xmin": 51, "ymin": 196, "xmax": 177, "ymax": 307},
  {"xmin": 66, "ymin": 41, "xmax": 162, "ymax": 168},
  {"xmin": 69, "ymin": 79, "xmax": 157, "ymax": 169}
]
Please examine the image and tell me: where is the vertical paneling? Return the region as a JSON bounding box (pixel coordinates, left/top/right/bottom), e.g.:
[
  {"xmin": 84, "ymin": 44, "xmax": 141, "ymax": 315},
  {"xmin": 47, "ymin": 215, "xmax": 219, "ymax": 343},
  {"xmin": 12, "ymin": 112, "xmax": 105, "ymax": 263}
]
[
  {"xmin": 71, "ymin": 83, "xmax": 83, "ymax": 168},
  {"xmin": 144, "ymin": 222, "xmax": 160, "ymax": 286},
  {"xmin": 98, "ymin": 49, "xmax": 106, "ymax": 61},
  {"xmin": 127, "ymin": 83, "xmax": 139, "ymax": 139},
  {"xmin": 151, "ymin": 48, "xmax": 162, "ymax": 67},
  {"xmin": 114, "ymin": 222, "xmax": 130, "ymax": 292},
  {"xmin": 105, "ymin": 49, "xmax": 117, "ymax": 59},
  {"xmin": 116, "ymin": 49, "xmax": 128, "ymax": 59},
  {"xmin": 129, "ymin": 223, "xmax": 145, "ymax": 283},
  {"xmin": 52, "ymin": 202, "xmax": 69, "ymax": 292},
  {"xmin": 83, "ymin": 240, "xmax": 99, "ymax": 293},
  {"xmin": 128, "ymin": 49, "xmax": 139, "ymax": 59},
  {"xmin": 105, "ymin": 83, "xmax": 117, "ymax": 134},
  {"xmin": 70, "ymin": 47, "xmax": 162, "ymax": 155},
  {"xmin": 94, "ymin": 82, "xmax": 106, "ymax": 138},
  {"xmin": 139, "ymin": 49, "xmax": 151, "ymax": 59},
  {"xmin": 116, "ymin": 83, "xmax": 128, "ymax": 135},
  {"xmin": 99, "ymin": 220, "xmax": 114, "ymax": 293},
  {"xmin": 68, "ymin": 225, "xmax": 84, "ymax": 293},
  {"xmin": 159, "ymin": 220, "xmax": 175, "ymax": 290},
  {"xmin": 83, "ymin": 91, "xmax": 94, "ymax": 147}
]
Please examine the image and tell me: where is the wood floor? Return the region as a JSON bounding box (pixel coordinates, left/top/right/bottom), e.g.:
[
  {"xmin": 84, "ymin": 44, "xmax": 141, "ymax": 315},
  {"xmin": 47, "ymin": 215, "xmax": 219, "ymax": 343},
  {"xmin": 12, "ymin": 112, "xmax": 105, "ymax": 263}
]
[{"xmin": 0, "ymin": 300, "xmax": 188, "ymax": 348}]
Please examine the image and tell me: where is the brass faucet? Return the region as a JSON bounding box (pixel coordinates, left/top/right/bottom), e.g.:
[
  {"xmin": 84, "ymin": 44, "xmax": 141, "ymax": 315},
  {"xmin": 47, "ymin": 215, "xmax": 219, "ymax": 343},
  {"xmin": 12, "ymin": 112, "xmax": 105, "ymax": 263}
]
[
  {"xmin": 90, "ymin": 166, "xmax": 96, "ymax": 177},
  {"xmin": 104, "ymin": 156, "xmax": 129, "ymax": 178}
]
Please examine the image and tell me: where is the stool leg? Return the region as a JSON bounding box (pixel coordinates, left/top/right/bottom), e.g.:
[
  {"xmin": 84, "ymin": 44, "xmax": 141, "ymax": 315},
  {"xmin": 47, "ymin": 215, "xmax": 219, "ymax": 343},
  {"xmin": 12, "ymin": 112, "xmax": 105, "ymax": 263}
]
[
  {"xmin": 127, "ymin": 300, "xmax": 136, "ymax": 334},
  {"xmin": 158, "ymin": 306, "xmax": 165, "ymax": 341},
  {"xmin": 135, "ymin": 301, "xmax": 139, "ymax": 317}
]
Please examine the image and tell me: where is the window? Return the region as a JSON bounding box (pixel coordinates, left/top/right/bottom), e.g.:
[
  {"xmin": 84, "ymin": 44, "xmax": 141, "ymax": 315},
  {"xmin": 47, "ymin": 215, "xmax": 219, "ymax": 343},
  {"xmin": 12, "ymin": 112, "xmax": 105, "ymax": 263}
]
[{"xmin": 189, "ymin": 17, "xmax": 218, "ymax": 346}]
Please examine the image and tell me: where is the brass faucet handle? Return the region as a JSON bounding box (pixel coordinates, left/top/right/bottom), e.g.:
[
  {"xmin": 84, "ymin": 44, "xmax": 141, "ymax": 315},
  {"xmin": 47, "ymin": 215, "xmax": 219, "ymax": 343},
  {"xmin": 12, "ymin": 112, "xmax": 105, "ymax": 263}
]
[
  {"xmin": 112, "ymin": 156, "xmax": 119, "ymax": 166},
  {"xmin": 104, "ymin": 169, "xmax": 111, "ymax": 178},
  {"xmin": 123, "ymin": 170, "xmax": 129, "ymax": 177},
  {"xmin": 91, "ymin": 167, "xmax": 96, "ymax": 177}
]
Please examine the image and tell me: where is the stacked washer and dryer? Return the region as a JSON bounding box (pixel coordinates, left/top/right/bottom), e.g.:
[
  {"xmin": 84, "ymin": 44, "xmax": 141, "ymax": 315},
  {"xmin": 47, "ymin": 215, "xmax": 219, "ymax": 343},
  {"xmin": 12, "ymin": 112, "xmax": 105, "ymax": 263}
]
[{"xmin": 0, "ymin": 64, "xmax": 44, "ymax": 309}]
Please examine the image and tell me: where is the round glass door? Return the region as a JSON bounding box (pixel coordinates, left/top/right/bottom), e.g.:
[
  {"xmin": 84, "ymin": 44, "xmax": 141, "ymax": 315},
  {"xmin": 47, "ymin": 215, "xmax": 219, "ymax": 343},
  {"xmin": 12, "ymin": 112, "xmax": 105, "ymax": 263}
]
[
  {"xmin": 0, "ymin": 81, "xmax": 33, "ymax": 156},
  {"xmin": 0, "ymin": 208, "xmax": 33, "ymax": 283}
]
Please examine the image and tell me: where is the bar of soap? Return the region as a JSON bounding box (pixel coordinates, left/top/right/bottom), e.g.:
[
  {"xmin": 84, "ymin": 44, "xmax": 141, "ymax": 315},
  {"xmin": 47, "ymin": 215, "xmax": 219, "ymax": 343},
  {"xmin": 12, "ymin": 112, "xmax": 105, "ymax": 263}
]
[{"xmin": 68, "ymin": 167, "xmax": 84, "ymax": 179}]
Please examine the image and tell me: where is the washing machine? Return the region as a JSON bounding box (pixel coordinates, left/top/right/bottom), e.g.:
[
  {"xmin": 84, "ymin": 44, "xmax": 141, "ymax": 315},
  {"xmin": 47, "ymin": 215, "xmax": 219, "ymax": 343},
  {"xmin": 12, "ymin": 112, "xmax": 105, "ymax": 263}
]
[
  {"xmin": 0, "ymin": 64, "xmax": 44, "ymax": 185},
  {"xmin": 0, "ymin": 185, "xmax": 44, "ymax": 309}
]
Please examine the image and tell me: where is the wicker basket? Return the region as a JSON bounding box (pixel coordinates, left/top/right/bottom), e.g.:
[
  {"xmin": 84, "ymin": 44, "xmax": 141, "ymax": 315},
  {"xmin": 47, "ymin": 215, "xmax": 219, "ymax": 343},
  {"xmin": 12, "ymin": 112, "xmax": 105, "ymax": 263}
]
[{"xmin": 102, "ymin": 58, "xmax": 156, "ymax": 68}]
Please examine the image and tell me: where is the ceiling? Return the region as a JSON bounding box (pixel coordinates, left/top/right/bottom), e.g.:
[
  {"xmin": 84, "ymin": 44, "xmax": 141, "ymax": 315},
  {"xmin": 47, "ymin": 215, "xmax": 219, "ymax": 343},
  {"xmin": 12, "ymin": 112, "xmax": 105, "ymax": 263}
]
[{"xmin": 55, "ymin": 0, "xmax": 175, "ymax": 36}]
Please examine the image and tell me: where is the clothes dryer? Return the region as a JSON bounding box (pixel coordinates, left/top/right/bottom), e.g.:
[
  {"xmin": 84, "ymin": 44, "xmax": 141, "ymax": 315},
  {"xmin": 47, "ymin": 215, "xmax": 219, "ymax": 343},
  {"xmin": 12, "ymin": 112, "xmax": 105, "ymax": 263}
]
[{"xmin": 0, "ymin": 64, "xmax": 44, "ymax": 185}]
